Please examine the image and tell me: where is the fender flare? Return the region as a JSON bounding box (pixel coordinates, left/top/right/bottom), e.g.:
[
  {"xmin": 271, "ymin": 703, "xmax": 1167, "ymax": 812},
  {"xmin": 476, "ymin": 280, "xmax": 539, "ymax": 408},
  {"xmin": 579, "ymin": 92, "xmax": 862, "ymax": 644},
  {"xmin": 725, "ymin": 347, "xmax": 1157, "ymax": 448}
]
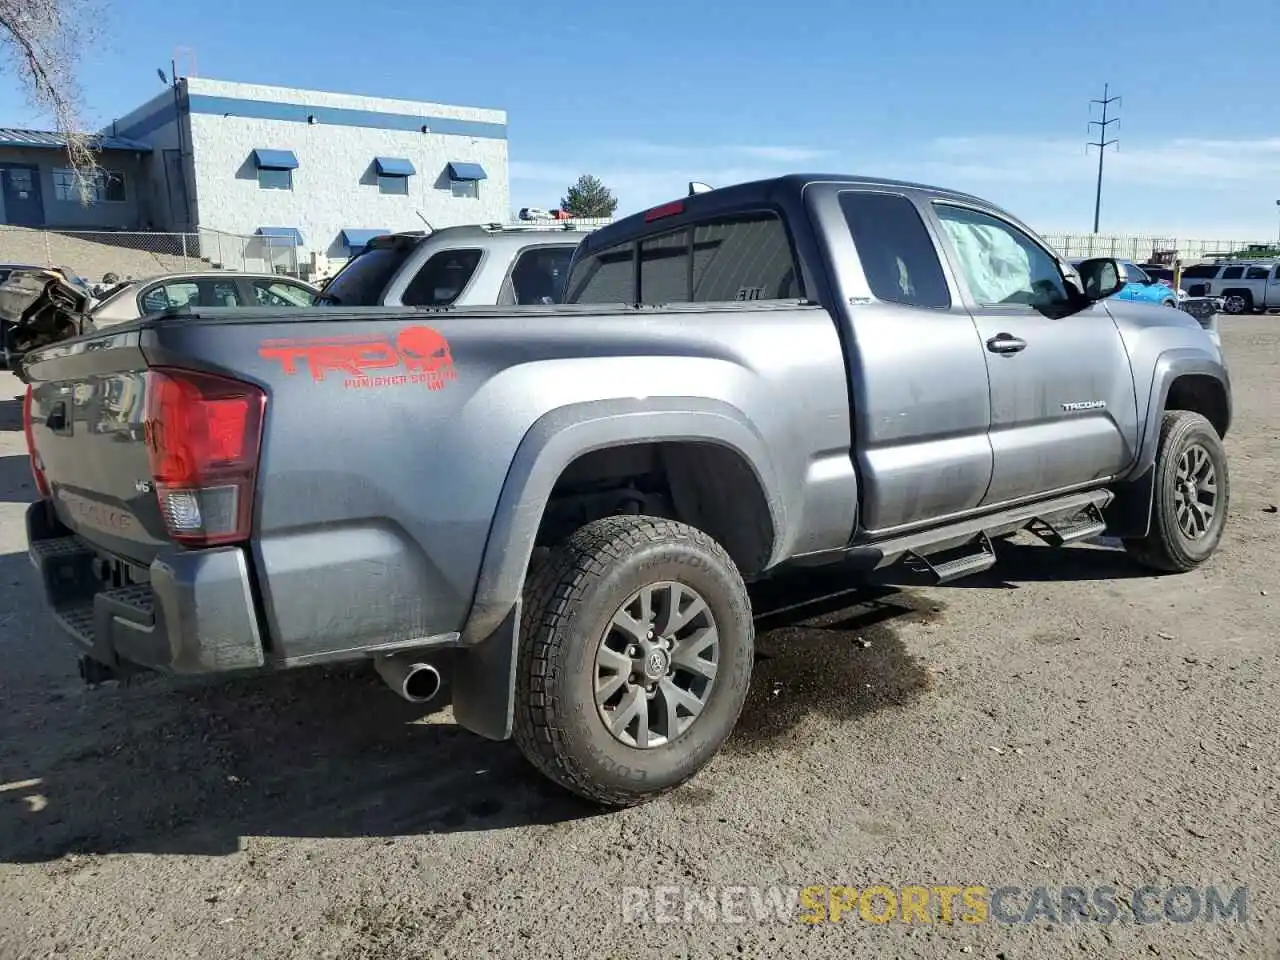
[
  {"xmin": 451, "ymin": 396, "xmax": 785, "ymax": 741},
  {"xmin": 1105, "ymin": 348, "xmax": 1231, "ymax": 538},
  {"xmin": 1132, "ymin": 349, "xmax": 1230, "ymax": 478}
]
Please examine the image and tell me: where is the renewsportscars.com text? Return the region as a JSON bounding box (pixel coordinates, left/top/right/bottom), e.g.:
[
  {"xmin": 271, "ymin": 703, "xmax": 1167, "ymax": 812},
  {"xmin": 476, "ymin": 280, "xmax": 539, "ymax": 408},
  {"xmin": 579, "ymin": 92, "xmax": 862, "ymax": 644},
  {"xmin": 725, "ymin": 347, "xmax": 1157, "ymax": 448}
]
[{"xmin": 620, "ymin": 884, "xmax": 1248, "ymax": 926}]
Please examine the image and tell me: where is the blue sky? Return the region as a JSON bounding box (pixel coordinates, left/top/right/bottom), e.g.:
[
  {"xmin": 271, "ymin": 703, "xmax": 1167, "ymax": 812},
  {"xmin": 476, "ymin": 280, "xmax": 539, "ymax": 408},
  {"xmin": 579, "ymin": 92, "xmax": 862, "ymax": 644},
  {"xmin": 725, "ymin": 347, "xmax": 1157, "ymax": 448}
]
[{"xmin": 3, "ymin": 0, "xmax": 1279, "ymax": 239}]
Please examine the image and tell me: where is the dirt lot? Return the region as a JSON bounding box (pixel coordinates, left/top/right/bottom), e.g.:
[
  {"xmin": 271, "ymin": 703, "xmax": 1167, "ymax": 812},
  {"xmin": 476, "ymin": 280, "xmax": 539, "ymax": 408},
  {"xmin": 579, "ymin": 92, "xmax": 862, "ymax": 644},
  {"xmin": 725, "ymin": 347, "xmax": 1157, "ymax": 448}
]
[{"xmin": 1, "ymin": 319, "xmax": 1277, "ymax": 960}]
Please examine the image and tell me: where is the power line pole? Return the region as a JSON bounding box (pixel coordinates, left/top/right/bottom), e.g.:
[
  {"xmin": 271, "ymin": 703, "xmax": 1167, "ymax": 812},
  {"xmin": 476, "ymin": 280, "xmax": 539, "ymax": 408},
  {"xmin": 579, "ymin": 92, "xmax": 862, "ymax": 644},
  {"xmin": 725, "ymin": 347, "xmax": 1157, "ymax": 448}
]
[{"xmin": 1087, "ymin": 83, "xmax": 1121, "ymax": 234}]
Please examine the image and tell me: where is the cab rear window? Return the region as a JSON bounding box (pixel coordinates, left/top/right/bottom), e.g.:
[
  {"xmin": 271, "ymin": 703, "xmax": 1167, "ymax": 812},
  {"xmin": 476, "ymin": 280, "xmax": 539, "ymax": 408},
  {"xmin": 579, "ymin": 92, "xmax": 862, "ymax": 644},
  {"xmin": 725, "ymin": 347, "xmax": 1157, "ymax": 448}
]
[{"xmin": 566, "ymin": 211, "xmax": 801, "ymax": 304}]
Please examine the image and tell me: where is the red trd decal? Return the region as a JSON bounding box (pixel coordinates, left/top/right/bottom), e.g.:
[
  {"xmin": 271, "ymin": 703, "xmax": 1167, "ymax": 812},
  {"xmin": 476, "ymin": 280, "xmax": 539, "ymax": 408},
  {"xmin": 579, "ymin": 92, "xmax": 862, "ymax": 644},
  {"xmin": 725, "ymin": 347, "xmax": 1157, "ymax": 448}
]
[{"xmin": 258, "ymin": 326, "xmax": 458, "ymax": 391}]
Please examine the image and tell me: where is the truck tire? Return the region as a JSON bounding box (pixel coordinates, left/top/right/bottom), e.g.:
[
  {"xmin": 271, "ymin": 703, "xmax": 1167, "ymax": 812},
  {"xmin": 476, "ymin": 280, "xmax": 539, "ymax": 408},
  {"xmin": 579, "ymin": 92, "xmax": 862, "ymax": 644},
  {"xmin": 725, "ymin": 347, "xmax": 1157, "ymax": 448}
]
[
  {"xmin": 514, "ymin": 515, "xmax": 753, "ymax": 806},
  {"xmin": 1220, "ymin": 290, "xmax": 1252, "ymax": 315},
  {"xmin": 1123, "ymin": 411, "xmax": 1229, "ymax": 572}
]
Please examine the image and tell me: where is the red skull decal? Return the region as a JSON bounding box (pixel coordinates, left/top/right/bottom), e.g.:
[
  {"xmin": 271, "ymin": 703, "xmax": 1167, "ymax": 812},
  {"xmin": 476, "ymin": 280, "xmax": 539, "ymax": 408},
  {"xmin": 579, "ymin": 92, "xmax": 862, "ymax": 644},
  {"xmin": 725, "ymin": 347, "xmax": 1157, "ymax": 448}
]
[{"xmin": 396, "ymin": 325, "xmax": 456, "ymax": 390}]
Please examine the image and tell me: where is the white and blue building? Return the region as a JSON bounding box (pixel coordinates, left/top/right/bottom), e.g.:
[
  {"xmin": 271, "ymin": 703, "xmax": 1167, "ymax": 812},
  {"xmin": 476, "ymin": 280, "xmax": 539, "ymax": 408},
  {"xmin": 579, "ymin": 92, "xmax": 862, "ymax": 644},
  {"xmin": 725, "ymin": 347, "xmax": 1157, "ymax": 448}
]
[{"xmin": 0, "ymin": 76, "xmax": 509, "ymax": 264}]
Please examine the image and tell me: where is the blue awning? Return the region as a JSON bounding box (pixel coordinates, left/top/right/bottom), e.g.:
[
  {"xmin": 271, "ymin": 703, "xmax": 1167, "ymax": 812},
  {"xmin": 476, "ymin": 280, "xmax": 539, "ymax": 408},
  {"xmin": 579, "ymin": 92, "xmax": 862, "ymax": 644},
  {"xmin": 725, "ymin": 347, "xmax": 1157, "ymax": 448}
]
[
  {"xmin": 340, "ymin": 228, "xmax": 390, "ymax": 249},
  {"xmin": 252, "ymin": 148, "xmax": 299, "ymax": 170},
  {"xmin": 447, "ymin": 161, "xmax": 487, "ymax": 181},
  {"xmin": 255, "ymin": 226, "xmax": 303, "ymax": 246},
  {"xmin": 374, "ymin": 157, "xmax": 416, "ymax": 177}
]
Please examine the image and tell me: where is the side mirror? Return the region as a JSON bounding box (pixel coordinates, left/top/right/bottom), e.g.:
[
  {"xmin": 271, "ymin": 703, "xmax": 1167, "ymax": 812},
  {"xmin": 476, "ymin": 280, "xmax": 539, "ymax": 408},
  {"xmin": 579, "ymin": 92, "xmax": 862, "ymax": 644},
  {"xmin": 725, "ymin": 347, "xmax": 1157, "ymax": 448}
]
[{"xmin": 1074, "ymin": 257, "xmax": 1127, "ymax": 301}]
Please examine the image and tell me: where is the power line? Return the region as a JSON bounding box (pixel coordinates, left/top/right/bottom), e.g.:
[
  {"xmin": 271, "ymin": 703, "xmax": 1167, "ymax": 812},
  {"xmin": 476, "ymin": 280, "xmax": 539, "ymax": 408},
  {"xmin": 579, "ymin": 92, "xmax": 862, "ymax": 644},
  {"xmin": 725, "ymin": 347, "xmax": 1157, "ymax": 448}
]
[{"xmin": 1087, "ymin": 83, "xmax": 1121, "ymax": 234}]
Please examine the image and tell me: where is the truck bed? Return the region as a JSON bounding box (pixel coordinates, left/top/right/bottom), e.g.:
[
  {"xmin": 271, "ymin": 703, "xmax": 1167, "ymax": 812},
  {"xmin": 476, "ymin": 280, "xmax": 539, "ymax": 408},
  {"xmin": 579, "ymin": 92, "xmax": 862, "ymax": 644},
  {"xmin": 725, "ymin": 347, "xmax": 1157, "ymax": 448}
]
[{"xmin": 21, "ymin": 301, "xmax": 853, "ymax": 675}]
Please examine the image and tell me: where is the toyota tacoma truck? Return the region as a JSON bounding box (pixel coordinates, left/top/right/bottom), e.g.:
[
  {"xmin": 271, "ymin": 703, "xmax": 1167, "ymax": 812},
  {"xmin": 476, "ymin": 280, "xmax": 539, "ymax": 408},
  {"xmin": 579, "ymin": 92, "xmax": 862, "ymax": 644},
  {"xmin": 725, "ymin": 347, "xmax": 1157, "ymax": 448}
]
[{"xmin": 20, "ymin": 174, "xmax": 1231, "ymax": 806}]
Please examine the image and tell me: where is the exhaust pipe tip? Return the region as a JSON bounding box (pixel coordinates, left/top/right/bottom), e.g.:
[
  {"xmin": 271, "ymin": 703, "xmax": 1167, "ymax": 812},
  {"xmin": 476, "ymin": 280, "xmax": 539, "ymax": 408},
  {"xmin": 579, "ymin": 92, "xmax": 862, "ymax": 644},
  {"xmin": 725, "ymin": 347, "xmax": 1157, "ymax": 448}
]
[
  {"xmin": 402, "ymin": 663, "xmax": 442, "ymax": 703},
  {"xmin": 375, "ymin": 657, "xmax": 443, "ymax": 705}
]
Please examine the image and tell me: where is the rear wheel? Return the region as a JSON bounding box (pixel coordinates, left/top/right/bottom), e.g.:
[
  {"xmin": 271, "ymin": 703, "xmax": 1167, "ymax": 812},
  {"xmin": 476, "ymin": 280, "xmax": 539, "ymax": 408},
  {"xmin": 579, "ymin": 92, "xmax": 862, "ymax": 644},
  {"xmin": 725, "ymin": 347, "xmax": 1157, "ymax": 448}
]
[
  {"xmin": 1123, "ymin": 411, "xmax": 1229, "ymax": 572},
  {"xmin": 514, "ymin": 515, "xmax": 754, "ymax": 806},
  {"xmin": 1221, "ymin": 291, "xmax": 1252, "ymax": 315}
]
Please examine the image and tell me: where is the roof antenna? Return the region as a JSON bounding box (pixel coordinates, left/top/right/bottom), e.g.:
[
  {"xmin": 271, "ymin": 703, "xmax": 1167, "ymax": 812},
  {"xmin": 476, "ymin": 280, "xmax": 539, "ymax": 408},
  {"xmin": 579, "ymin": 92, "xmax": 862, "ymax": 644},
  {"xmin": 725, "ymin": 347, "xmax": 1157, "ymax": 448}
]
[
  {"xmin": 415, "ymin": 210, "xmax": 434, "ymax": 233},
  {"xmin": 688, "ymin": 181, "xmax": 713, "ymax": 196}
]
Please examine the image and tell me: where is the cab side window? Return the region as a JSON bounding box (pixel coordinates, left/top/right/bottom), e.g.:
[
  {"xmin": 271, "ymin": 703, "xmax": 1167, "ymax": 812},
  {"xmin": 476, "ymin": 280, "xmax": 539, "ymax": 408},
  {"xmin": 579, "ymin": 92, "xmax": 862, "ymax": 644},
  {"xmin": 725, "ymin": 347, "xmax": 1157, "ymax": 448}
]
[
  {"xmin": 935, "ymin": 205, "xmax": 1068, "ymax": 309},
  {"xmin": 839, "ymin": 191, "xmax": 950, "ymax": 309}
]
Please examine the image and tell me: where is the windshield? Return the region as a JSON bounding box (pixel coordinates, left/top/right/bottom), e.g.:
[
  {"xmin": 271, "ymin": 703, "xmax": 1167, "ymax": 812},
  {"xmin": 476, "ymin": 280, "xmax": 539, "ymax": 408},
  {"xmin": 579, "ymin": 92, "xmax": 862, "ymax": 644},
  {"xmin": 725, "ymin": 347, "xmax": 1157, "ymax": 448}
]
[{"xmin": 318, "ymin": 245, "xmax": 416, "ymax": 306}]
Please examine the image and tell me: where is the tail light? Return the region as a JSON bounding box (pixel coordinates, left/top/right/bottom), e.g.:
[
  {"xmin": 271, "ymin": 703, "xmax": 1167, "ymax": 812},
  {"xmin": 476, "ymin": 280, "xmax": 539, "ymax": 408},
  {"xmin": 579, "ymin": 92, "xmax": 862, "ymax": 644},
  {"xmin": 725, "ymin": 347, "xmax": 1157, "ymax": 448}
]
[
  {"xmin": 144, "ymin": 368, "xmax": 266, "ymax": 547},
  {"xmin": 22, "ymin": 385, "xmax": 51, "ymax": 498},
  {"xmin": 644, "ymin": 200, "xmax": 684, "ymax": 222}
]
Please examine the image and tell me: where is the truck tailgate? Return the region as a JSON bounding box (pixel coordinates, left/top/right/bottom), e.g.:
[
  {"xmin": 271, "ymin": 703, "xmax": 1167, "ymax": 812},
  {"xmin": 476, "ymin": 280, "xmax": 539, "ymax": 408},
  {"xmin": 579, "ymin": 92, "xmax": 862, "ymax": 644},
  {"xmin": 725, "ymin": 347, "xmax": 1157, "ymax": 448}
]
[{"xmin": 24, "ymin": 329, "xmax": 171, "ymax": 567}]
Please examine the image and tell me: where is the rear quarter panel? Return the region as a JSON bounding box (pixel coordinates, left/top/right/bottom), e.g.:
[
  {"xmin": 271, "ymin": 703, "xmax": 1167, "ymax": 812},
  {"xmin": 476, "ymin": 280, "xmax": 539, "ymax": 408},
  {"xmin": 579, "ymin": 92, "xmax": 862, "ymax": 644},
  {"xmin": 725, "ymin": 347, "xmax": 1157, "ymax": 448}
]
[{"xmin": 152, "ymin": 305, "xmax": 854, "ymax": 665}]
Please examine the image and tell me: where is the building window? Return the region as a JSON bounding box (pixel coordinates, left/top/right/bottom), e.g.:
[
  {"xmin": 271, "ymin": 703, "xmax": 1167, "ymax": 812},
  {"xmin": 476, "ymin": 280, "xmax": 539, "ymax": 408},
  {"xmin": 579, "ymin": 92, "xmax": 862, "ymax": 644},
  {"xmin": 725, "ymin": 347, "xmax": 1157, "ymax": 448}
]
[
  {"xmin": 378, "ymin": 175, "xmax": 409, "ymax": 195},
  {"xmin": 258, "ymin": 168, "xmax": 293, "ymax": 191},
  {"xmin": 450, "ymin": 179, "xmax": 479, "ymax": 199},
  {"xmin": 53, "ymin": 168, "xmax": 127, "ymax": 203}
]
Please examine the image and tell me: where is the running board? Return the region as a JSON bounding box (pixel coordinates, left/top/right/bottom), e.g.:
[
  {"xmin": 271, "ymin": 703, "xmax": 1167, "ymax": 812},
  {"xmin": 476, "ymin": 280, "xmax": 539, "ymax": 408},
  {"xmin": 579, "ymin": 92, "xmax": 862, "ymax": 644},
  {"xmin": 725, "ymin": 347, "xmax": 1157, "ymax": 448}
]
[
  {"xmin": 903, "ymin": 532, "xmax": 997, "ymax": 584},
  {"xmin": 1027, "ymin": 501, "xmax": 1107, "ymax": 547},
  {"xmin": 847, "ymin": 489, "xmax": 1115, "ymax": 575}
]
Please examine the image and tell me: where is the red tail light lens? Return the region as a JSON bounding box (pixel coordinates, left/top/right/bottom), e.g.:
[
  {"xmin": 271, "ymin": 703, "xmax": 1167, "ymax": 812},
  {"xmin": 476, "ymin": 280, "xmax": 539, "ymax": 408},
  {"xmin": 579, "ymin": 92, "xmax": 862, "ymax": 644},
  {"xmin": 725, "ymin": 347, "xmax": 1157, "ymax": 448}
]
[
  {"xmin": 22, "ymin": 385, "xmax": 51, "ymax": 498},
  {"xmin": 144, "ymin": 368, "xmax": 266, "ymax": 547},
  {"xmin": 644, "ymin": 200, "xmax": 684, "ymax": 222}
]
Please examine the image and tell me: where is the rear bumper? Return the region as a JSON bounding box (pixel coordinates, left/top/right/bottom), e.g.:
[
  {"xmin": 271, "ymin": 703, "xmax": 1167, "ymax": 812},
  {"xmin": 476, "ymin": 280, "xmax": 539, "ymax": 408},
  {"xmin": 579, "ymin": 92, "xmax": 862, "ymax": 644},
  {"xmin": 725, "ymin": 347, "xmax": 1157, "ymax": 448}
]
[{"xmin": 26, "ymin": 501, "xmax": 264, "ymax": 675}]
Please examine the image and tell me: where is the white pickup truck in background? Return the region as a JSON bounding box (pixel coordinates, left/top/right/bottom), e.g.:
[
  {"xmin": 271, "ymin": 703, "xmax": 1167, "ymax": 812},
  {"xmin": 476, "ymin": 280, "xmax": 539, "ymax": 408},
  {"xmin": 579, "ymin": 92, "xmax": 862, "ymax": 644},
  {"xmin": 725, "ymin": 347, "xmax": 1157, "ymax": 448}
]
[{"xmin": 1179, "ymin": 260, "xmax": 1280, "ymax": 314}]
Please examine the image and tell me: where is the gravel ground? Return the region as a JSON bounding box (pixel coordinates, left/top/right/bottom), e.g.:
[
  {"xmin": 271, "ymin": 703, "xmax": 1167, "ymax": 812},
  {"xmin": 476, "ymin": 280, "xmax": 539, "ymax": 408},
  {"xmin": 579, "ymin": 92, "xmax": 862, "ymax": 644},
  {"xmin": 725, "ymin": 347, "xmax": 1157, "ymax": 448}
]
[{"xmin": 1, "ymin": 319, "xmax": 1278, "ymax": 960}]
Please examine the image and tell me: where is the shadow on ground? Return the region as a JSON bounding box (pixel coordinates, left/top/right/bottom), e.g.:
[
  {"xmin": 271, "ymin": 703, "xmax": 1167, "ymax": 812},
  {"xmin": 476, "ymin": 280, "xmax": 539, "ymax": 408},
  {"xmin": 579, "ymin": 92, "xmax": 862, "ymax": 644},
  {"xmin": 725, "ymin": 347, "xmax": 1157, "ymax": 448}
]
[
  {"xmin": 929, "ymin": 540, "xmax": 1154, "ymax": 588},
  {"xmin": 0, "ymin": 397, "xmax": 19, "ymax": 433},
  {"xmin": 0, "ymin": 539, "xmax": 1137, "ymax": 862},
  {"xmin": 0, "ymin": 455, "xmax": 35, "ymax": 505},
  {"xmin": 0, "ymin": 559, "xmax": 938, "ymax": 861}
]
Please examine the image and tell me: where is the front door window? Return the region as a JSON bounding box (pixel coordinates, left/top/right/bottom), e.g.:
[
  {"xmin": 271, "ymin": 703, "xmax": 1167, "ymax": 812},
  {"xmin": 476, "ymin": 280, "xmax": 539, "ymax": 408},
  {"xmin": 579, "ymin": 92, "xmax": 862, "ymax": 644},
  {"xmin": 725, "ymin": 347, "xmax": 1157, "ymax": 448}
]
[{"xmin": 935, "ymin": 205, "xmax": 1069, "ymax": 310}]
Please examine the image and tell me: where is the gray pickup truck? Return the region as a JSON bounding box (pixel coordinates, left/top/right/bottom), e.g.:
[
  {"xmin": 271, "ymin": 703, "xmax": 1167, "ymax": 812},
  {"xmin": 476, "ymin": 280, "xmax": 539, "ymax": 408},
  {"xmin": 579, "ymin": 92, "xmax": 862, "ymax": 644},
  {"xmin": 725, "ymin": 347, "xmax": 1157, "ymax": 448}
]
[{"xmin": 20, "ymin": 174, "xmax": 1230, "ymax": 806}]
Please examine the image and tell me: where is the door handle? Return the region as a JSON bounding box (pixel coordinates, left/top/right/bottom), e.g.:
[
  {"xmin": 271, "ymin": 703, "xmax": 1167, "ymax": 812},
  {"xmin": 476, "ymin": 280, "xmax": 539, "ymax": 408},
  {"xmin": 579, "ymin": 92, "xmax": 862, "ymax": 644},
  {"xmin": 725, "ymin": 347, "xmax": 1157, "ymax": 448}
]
[{"xmin": 986, "ymin": 333, "xmax": 1027, "ymax": 355}]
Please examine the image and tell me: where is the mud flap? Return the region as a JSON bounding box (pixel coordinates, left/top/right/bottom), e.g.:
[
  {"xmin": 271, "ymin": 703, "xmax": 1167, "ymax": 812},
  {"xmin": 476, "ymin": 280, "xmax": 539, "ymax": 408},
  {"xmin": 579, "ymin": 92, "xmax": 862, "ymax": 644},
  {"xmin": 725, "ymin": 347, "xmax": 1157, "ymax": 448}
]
[
  {"xmin": 450, "ymin": 603, "xmax": 520, "ymax": 741},
  {"xmin": 1102, "ymin": 466, "xmax": 1154, "ymax": 539}
]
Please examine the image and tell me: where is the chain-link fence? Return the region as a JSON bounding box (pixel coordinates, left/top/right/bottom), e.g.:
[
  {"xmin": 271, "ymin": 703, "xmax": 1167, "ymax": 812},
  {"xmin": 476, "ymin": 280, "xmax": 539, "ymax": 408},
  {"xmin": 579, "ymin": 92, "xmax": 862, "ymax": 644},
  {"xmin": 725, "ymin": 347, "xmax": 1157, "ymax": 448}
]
[
  {"xmin": 0, "ymin": 226, "xmax": 300, "ymax": 285},
  {"xmin": 1041, "ymin": 233, "xmax": 1271, "ymax": 263}
]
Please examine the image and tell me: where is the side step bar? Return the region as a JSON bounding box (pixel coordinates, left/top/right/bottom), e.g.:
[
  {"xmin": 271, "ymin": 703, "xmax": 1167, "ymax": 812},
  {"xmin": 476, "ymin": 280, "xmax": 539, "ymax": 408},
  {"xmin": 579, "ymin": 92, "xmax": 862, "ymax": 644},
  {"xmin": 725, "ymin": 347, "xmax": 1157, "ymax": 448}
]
[
  {"xmin": 841, "ymin": 489, "xmax": 1115, "ymax": 584},
  {"xmin": 904, "ymin": 532, "xmax": 997, "ymax": 584},
  {"xmin": 1027, "ymin": 501, "xmax": 1107, "ymax": 547}
]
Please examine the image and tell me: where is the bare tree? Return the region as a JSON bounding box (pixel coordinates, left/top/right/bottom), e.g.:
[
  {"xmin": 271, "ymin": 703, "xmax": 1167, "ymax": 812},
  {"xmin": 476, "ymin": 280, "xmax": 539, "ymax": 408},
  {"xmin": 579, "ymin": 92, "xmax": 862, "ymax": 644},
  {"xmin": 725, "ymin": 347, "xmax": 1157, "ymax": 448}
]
[{"xmin": 0, "ymin": 0, "xmax": 99, "ymax": 201}]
